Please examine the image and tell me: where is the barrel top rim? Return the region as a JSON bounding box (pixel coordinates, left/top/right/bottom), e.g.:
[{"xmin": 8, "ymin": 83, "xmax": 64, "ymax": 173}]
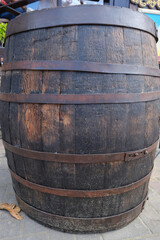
[{"xmin": 5, "ymin": 5, "xmax": 157, "ymax": 40}]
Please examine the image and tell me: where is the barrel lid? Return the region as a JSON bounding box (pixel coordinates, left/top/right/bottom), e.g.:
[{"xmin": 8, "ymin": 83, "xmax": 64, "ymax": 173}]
[{"xmin": 5, "ymin": 5, "xmax": 158, "ymax": 41}]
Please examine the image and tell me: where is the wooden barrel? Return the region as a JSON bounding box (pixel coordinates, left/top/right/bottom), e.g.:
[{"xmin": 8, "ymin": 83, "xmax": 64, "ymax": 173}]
[{"xmin": 0, "ymin": 5, "xmax": 160, "ymax": 233}]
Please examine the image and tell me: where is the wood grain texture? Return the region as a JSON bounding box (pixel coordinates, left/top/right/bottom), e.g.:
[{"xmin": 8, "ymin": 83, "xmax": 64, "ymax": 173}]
[
  {"xmin": 1, "ymin": 17, "xmax": 159, "ymax": 232},
  {"xmin": 1, "ymin": 70, "xmax": 16, "ymax": 172},
  {"xmin": 12, "ymin": 177, "xmax": 149, "ymax": 218}
]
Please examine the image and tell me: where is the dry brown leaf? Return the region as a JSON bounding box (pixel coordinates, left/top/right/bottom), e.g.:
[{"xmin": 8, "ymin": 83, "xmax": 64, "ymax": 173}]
[{"xmin": 0, "ymin": 203, "xmax": 23, "ymax": 220}]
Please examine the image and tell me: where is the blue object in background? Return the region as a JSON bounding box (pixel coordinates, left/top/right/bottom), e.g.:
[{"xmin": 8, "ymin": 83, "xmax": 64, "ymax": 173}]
[
  {"xmin": 145, "ymin": 12, "xmax": 160, "ymax": 58},
  {"xmin": 146, "ymin": 13, "xmax": 160, "ymax": 27},
  {"xmin": 0, "ymin": 7, "xmax": 25, "ymax": 20},
  {"xmin": 27, "ymin": 1, "xmax": 39, "ymax": 10}
]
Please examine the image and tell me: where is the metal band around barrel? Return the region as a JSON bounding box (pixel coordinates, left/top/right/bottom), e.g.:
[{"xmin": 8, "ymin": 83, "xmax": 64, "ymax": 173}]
[
  {"xmin": 3, "ymin": 140, "xmax": 158, "ymax": 164},
  {"xmin": 10, "ymin": 168, "xmax": 151, "ymax": 197},
  {"xmin": 2, "ymin": 61, "xmax": 160, "ymax": 77},
  {"xmin": 15, "ymin": 193, "xmax": 147, "ymax": 232},
  {"xmin": 5, "ymin": 6, "xmax": 157, "ymax": 40},
  {"xmin": 0, "ymin": 92, "xmax": 160, "ymax": 104}
]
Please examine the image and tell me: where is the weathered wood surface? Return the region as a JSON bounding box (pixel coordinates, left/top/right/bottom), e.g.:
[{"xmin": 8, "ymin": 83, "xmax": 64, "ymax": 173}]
[{"xmin": 1, "ymin": 11, "xmax": 159, "ymax": 232}]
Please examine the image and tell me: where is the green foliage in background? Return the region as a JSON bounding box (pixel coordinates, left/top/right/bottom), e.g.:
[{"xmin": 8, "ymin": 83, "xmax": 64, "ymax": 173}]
[{"xmin": 0, "ymin": 23, "xmax": 7, "ymax": 47}]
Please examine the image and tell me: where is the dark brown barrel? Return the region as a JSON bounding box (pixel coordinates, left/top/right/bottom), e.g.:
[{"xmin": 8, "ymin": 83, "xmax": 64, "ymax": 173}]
[{"xmin": 0, "ymin": 5, "xmax": 160, "ymax": 233}]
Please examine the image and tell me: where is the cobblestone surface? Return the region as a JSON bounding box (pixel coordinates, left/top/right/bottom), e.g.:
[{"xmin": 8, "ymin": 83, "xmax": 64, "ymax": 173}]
[{"xmin": 0, "ymin": 139, "xmax": 160, "ymax": 240}]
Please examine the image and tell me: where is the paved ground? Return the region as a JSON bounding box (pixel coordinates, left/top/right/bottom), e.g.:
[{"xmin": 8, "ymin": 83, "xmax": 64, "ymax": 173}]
[{"xmin": 0, "ymin": 139, "xmax": 160, "ymax": 240}]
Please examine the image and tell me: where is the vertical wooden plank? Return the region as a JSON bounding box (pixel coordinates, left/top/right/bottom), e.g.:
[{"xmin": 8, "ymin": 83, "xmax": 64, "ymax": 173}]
[
  {"xmin": 44, "ymin": 27, "xmax": 63, "ymax": 61},
  {"xmin": 75, "ymin": 104, "xmax": 108, "ymax": 154},
  {"xmin": 59, "ymin": 105, "xmax": 75, "ymax": 153},
  {"xmin": 124, "ymin": 28, "xmax": 143, "ymax": 65},
  {"xmin": 1, "ymin": 71, "xmax": 11, "ymax": 142},
  {"xmin": 60, "ymin": 26, "xmax": 77, "ymax": 154},
  {"xmin": 126, "ymin": 75, "xmax": 144, "ymax": 93},
  {"xmin": 7, "ymin": 35, "xmax": 15, "ymax": 63},
  {"xmin": 75, "ymin": 103, "xmax": 107, "ymax": 192},
  {"xmin": 59, "ymin": 72, "xmax": 76, "ymax": 154},
  {"xmin": 46, "ymin": 194, "xmax": 65, "ymax": 216},
  {"xmin": 104, "ymin": 162, "xmax": 126, "ymax": 189},
  {"xmin": 75, "ymin": 163, "xmax": 105, "ymax": 190},
  {"xmin": 152, "ymin": 76, "xmax": 160, "ymax": 92},
  {"xmin": 1, "ymin": 70, "xmax": 17, "ymax": 173},
  {"xmin": 123, "ymin": 27, "xmax": 145, "ymax": 151},
  {"xmin": 104, "ymin": 26, "xmax": 126, "ymax": 154},
  {"xmin": 22, "ymin": 157, "xmax": 46, "ymax": 185},
  {"xmin": 3, "ymin": 37, "xmax": 10, "ymax": 63},
  {"xmin": 74, "ymin": 85, "xmax": 127, "ymax": 153},
  {"xmin": 144, "ymin": 76, "xmax": 160, "ymax": 94},
  {"xmin": 14, "ymin": 29, "xmax": 42, "ymax": 151},
  {"xmin": 19, "ymin": 71, "xmax": 42, "ymax": 150},
  {"xmin": 105, "ymin": 26, "xmax": 124, "ymax": 64},
  {"xmin": 59, "ymin": 106, "xmax": 76, "ymax": 190},
  {"xmin": 41, "ymin": 26, "xmax": 63, "ymax": 152},
  {"xmin": 13, "ymin": 31, "xmax": 35, "ymax": 61},
  {"xmin": 32, "ymin": 27, "xmax": 63, "ymax": 192},
  {"xmin": 30, "ymin": 27, "xmax": 63, "ymax": 61},
  {"xmin": 141, "ymin": 31, "xmax": 158, "ymax": 68},
  {"xmin": 10, "ymin": 70, "xmax": 25, "ymax": 177},
  {"xmin": 13, "ymin": 27, "xmax": 63, "ymax": 61},
  {"xmin": 41, "ymin": 71, "xmax": 60, "ymax": 152},
  {"xmin": 102, "ymin": 195, "xmax": 120, "ymax": 217},
  {"xmin": 102, "ymin": 74, "xmax": 127, "ymax": 94},
  {"xmin": 41, "ymin": 103, "xmax": 60, "ymax": 152},
  {"xmin": 19, "ymin": 104, "xmax": 42, "ymax": 150},
  {"xmin": 141, "ymin": 31, "xmax": 159, "ymax": 147},
  {"xmin": 39, "ymin": 28, "xmax": 62, "ymax": 190},
  {"xmin": 118, "ymin": 182, "xmax": 149, "ymax": 214},
  {"xmin": 78, "ymin": 25, "xmax": 106, "ymax": 63},
  {"xmin": 144, "ymin": 76, "xmax": 154, "ymax": 93},
  {"xmin": 64, "ymin": 197, "xmax": 102, "ymax": 218},
  {"xmin": 1, "ymin": 70, "xmax": 16, "ymax": 172},
  {"xmin": 125, "ymin": 77, "xmax": 145, "ymax": 151},
  {"xmin": 10, "ymin": 70, "xmax": 21, "ymax": 148},
  {"xmin": 62, "ymin": 26, "xmax": 77, "ymax": 61},
  {"xmin": 103, "ymin": 103, "xmax": 128, "ymax": 193},
  {"xmin": 41, "ymin": 70, "xmax": 62, "ymax": 188},
  {"xmin": 104, "ymin": 152, "xmax": 154, "ymax": 190},
  {"xmin": 125, "ymin": 103, "xmax": 145, "ymax": 150},
  {"xmin": 154, "ymin": 100, "xmax": 160, "ymax": 143},
  {"xmin": 74, "ymin": 73, "xmax": 127, "ymax": 95},
  {"xmin": 145, "ymin": 101, "xmax": 159, "ymax": 147},
  {"xmin": 18, "ymin": 70, "xmax": 42, "ymax": 182},
  {"xmin": 42, "ymin": 161, "xmax": 63, "ymax": 188},
  {"xmin": 59, "ymin": 26, "xmax": 77, "ymax": 192},
  {"xmin": 19, "ymin": 102, "xmax": 43, "ymax": 182},
  {"xmin": 74, "ymin": 103, "xmax": 106, "ymax": 216},
  {"xmin": 61, "ymin": 163, "xmax": 76, "ymax": 190},
  {"xmin": 105, "ymin": 104, "xmax": 128, "ymax": 153}
]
